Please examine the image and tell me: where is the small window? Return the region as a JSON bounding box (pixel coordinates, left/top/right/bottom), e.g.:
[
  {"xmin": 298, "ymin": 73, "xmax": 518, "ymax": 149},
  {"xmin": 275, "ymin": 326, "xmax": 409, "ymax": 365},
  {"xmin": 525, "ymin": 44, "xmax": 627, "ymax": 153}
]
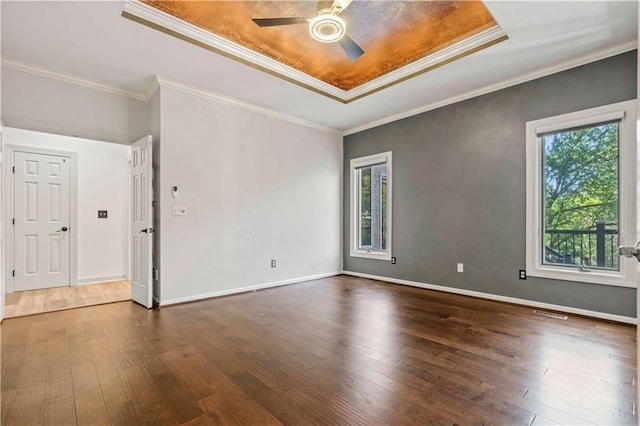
[
  {"xmin": 526, "ymin": 100, "xmax": 636, "ymax": 287},
  {"xmin": 350, "ymin": 152, "xmax": 392, "ymax": 260}
]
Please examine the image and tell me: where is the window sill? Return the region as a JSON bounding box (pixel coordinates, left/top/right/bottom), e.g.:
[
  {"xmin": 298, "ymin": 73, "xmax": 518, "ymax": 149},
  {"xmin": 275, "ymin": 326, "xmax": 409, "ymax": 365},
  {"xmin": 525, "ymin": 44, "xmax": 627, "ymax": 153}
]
[
  {"xmin": 528, "ymin": 264, "xmax": 636, "ymax": 288},
  {"xmin": 350, "ymin": 250, "xmax": 391, "ymax": 261}
]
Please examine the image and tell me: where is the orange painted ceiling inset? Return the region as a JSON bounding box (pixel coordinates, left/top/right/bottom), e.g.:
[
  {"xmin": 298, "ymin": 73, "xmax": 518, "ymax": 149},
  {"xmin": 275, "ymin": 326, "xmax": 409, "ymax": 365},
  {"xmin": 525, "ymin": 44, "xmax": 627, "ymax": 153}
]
[{"xmin": 141, "ymin": 1, "xmax": 499, "ymax": 91}]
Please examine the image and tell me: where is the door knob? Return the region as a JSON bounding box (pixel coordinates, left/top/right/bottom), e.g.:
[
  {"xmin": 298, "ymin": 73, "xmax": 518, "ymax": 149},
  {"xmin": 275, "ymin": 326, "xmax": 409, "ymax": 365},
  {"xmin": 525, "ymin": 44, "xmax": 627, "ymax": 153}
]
[
  {"xmin": 56, "ymin": 226, "xmax": 68, "ymax": 232},
  {"xmin": 139, "ymin": 228, "xmax": 154, "ymax": 234}
]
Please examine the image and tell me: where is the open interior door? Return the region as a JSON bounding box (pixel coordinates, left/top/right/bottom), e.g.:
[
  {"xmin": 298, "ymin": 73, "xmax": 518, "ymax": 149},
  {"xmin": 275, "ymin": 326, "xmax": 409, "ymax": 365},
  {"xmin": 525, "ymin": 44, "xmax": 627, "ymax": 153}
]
[{"xmin": 131, "ymin": 135, "xmax": 153, "ymax": 308}]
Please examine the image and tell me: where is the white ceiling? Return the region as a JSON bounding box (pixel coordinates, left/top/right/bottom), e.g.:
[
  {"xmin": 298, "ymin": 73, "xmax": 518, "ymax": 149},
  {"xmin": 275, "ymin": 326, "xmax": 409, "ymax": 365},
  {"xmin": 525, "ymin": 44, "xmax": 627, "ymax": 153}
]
[{"xmin": 1, "ymin": 1, "xmax": 638, "ymax": 134}]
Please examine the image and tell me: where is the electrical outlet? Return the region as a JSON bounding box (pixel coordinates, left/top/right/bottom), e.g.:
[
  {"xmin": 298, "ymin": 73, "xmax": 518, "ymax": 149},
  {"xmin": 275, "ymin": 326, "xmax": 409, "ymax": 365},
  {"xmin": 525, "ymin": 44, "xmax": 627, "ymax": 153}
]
[
  {"xmin": 519, "ymin": 269, "xmax": 527, "ymax": 280},
  {"xmin": 391, "ymin": 257, "xmax": 396, "ymax": 264},
  {"xmin": 457, "ymin": 263, "xmax": 464, "ymax": 273},
  {"xmin": 271, "ymin": 259, "xmax": 276, "ymax": 268},
  {"xmin": 97, "ymin": 210, "xmax": 108, "ymax": 218}
]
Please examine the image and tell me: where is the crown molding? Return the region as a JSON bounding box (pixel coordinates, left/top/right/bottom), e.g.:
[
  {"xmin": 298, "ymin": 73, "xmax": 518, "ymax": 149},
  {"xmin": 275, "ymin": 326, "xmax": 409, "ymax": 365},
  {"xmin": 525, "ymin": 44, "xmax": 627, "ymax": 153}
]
[
  {"xmin": 145, "ymin": 76, "xmax": 161, "ymax": 100},
  {"xmin": 122, "ymin": 0, "xmax": 345, "ymax": 102},
  {"xmin": 2, "ymin": 53, "xmax": 342, "ymax": 134},
  {"xmin": 343, "ymin": 40, "xmax": 638, "ymax": 136},
  {"xmin": 345, "ymin": 26, "xmax": 507, "ymax": 102},
  {"xmin": 4, "ymin": 39, "xmax": 634, "ymax": 138},
  {"xmin": 152, "ymin": 76, "xmax": 341, "ymax": 135},
  {"xmin": 1, "ymin": 57, "xmax": 148, "ymax": 102},
  {"xmin": 122, "ymin": 0, "xmax": 507, "ymax": 103},
  {"xmin": 1, "ymin": 55, "xmax": 338, "ymax": 134}
]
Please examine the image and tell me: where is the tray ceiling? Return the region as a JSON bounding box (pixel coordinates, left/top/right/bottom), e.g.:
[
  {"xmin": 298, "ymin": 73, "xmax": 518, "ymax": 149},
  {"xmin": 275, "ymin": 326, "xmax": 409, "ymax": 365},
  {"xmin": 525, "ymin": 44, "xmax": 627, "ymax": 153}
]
[
  {"xmin": 124, "ymin": 0, "xmax": 507, "ymax": 102},
  {"xmin": 3, "ymin": 1, "xmax": 635, "ymax": 132}
]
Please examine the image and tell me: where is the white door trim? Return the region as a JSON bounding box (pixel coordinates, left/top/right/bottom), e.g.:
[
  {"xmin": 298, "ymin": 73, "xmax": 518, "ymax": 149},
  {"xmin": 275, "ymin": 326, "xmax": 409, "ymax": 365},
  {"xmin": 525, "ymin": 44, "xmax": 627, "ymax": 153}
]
[{"xmin": 3, "ymin": 144, "xmax": 78, "ymax": 293}]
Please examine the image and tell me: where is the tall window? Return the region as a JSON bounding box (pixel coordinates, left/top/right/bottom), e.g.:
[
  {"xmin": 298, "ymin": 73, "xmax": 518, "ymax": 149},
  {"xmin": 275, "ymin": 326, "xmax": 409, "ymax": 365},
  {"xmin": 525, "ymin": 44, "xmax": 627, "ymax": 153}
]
[
  {"xmin": 542, "ymin": 122, "xmax": 619, "ymax": 271},
  {"xmin": 526, "ymin": 100, "xmax": 636, "ymax": 287},
  {"xmin": 350, "ymin": 152, "xmax": 392, "ymax": 260}
]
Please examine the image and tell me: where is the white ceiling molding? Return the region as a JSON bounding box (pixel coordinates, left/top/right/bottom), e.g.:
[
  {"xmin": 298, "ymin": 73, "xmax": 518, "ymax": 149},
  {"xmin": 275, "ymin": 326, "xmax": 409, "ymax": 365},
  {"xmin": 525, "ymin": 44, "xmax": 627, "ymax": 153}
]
[
  {"xmin": 122, "ymin": 0, "xmax": 507, "ymax": 103},
  {"xmin": 153, "ymin": 76, "xmax": 341, "ymax": 135},
  {"xmin": 345, "ymin": 26, "xmax": 507, "ymax": 101},
  {"xmin": 145, "ymin": 76, "xmax": 160, "ymax": 101},
  {"xmin": 1, "ymin": 56, "xmax": 336, "ymax": 134},
  {"xmin": 343, "ymin": 40, "xmax": 638, "ymax": 136},
  {"xmin": 122, "ymin": 0, "xmax": 345, "ymax": 102},
  {"xmin": 1, "ymin": 56, "xmax": 148, "ymax": 102},
  {"xmin": 4, "ymin": 38, "xmax": 635, "ymax": 138}
]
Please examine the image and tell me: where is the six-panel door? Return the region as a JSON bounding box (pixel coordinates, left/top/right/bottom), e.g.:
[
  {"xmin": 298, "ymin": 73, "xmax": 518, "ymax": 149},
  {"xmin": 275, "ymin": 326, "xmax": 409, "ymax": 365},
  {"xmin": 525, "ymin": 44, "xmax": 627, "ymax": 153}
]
[
  {"xmin": 131, "ymin": 136, "xmax": 153, "ymax": 308},
  {"xmin": 14, "ymin": 151, "xmax": 70, "ymax": 291}
]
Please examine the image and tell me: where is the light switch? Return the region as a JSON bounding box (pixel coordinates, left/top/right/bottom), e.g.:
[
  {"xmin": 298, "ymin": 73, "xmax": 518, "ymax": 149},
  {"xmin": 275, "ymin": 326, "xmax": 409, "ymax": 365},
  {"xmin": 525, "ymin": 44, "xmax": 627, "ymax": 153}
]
[{"xmin": 172, "ymin": 206, "xmax": 187, "ymax": 216}]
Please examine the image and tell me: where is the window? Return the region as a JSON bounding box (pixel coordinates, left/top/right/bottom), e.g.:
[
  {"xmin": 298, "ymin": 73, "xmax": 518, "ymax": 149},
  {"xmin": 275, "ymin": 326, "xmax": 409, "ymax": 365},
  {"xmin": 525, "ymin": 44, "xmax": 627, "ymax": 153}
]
[
  {"xmin": 350, "ymin": 152, "xmax": 392, "ymax": 260},
  {"xmin": 526, "ymin": 100, "xmax": 636, "ymax": 287}
]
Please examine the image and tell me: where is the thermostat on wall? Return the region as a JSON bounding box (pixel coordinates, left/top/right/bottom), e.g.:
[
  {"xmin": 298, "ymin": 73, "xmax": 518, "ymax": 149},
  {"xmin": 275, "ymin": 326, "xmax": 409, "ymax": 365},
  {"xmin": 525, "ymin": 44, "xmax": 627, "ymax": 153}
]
[{"xmin": 172, "ymin": 206, "xmax": 187, "ymax": 216}]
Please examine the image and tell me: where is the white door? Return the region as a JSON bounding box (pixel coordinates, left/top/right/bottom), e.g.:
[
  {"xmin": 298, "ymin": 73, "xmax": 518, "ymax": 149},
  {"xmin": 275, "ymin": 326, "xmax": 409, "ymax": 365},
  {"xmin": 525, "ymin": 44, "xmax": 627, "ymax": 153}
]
[
  {"xmin": 131, "ymin": 135, "xmax": 153, "ymax": 308},
  {"xmin": 14, "ymin": 151, "xmax": 70, "ymax": 291}
]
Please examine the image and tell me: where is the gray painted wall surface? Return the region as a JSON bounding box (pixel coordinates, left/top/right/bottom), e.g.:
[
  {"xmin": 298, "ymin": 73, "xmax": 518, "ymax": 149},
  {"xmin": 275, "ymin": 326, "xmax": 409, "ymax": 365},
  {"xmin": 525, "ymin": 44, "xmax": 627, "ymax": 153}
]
[
  {"xmin": 344, "ymin": 51, "xmax": 637, "ymax": 318},
  {"xmin": 1, "ymin": 67, "xmax": 149, "ymax": 144}
]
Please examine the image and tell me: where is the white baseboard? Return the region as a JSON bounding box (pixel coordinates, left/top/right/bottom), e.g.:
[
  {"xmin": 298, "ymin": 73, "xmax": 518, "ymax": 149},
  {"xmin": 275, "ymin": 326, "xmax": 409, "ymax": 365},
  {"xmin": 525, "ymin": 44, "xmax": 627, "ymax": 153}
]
[
  {"xmin": 342, "ymin": 270, "xmax": 637, "ymax": 325},
  {"xmin": 76, "ymin": 275, "xmax": 127, "ymax": 286},
  {"xmin": 160, "ymin": 271, "xmax": 341, "ymax": 306}
]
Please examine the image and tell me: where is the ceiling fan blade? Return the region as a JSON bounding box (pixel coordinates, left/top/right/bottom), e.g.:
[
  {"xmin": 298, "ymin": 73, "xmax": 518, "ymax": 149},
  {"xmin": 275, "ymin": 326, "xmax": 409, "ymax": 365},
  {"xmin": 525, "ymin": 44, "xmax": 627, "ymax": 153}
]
[
  {"xmin": 339, "ymin": 34, "xmax": 364, "ymax": 61},
  {"xmin": 330, "ymin": 0, "xmax": 353, "ymax": 14},
  {"xmin": 252, "ymin": 17, "xmax": 309, "ymax": 27}
]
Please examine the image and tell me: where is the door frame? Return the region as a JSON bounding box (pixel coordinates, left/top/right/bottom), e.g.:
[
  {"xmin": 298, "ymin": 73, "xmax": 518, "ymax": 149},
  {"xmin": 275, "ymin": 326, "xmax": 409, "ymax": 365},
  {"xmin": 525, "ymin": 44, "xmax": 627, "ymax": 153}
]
[{"xmin": 3, "ymin": 144, "xmax": 78, "ymax": 293}]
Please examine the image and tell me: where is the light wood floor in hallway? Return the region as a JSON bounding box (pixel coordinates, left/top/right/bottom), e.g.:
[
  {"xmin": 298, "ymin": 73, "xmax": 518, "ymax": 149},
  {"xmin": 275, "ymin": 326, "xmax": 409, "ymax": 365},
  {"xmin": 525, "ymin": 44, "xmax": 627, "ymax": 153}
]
[{"xmin": 4, "ymin": 280, "xmax": 130, "ymax": 318}]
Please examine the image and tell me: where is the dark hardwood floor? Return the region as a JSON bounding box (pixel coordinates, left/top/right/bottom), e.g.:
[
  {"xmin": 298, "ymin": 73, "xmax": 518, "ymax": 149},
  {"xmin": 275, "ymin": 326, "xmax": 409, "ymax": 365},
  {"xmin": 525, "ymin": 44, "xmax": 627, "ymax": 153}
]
[{"xmin": 1, "ymin": 275, "xmax": 636, "ymax": 425}]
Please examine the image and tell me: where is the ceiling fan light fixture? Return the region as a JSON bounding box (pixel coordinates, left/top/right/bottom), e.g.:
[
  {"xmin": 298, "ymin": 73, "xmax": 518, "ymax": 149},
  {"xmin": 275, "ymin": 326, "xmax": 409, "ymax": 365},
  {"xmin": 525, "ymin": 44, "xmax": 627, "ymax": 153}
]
[{"xmin": 309, "ymin": 13, "xmax": 346, "ymax": 43}]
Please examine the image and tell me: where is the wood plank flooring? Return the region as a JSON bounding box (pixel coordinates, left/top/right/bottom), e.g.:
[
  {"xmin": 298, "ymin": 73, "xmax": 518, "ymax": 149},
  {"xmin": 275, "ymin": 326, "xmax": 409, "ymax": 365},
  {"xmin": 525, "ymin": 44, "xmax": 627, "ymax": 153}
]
[
  {"xmin": 1, "ymin": 275, "xmax": 636, "ymax": 425},
  {"xmin": 4, "ymin": 280, "xmax": 130, "ymax": 318}
]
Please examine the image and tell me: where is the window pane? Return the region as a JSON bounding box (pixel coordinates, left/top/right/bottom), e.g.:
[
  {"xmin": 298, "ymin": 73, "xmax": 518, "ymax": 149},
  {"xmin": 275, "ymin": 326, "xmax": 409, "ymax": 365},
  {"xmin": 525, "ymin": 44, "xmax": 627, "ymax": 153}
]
[
  {"xmin": 358, "ymin": 163, "xmax": 387, "ymax": 252},
  {"xmin": 542, "ymin": 121, "xmax": 619, "ymax": 270}
]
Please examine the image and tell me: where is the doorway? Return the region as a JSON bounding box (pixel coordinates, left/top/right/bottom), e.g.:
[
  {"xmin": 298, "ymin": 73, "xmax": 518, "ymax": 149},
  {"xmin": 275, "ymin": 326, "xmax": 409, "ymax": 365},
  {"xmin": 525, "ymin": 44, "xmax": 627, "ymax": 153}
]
[{"xmin": 2, "ymin": 128, "xmax": 133, "ymax": 318}]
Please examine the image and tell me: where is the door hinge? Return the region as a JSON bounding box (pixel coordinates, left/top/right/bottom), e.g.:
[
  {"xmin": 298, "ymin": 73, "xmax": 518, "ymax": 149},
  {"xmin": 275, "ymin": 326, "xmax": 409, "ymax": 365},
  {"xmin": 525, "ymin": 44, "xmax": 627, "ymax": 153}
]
[
  {"xmin": 12, "ymin": 166, "xmax": 15, "ymax": 174},
  {"xmin": 12, "ymin": 270, "xmax": 15, "ymax": 277},
  {"xmin": 152, "ymin": 200, "xmax": 156, "ymax": 208},
  {"xmin": 12, "ymin": 218, "xmax": 15, "ymax": 225}
]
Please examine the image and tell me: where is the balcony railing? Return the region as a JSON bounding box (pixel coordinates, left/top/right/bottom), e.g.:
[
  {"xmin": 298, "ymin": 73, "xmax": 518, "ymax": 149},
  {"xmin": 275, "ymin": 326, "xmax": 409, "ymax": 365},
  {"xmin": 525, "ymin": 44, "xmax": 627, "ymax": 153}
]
[{"xmin": 545, "ymin": 221, "xmax": 618, "ymax": 270}]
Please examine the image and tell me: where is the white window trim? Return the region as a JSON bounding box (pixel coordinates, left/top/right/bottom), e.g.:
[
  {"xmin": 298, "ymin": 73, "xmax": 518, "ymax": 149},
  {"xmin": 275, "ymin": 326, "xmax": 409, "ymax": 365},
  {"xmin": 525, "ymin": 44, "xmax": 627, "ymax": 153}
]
[
  {"xmin": 350, "ymin": 151, "xmax": 392, "ymax": 261},
  {"xmin": 525, "ymin": 99, "xmax": 637, "ymax": 288}
]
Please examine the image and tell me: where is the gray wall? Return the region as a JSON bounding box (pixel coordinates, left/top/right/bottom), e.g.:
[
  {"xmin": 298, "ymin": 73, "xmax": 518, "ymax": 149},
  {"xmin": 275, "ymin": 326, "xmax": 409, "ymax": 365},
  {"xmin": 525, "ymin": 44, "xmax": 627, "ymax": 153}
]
[
  {"xmin": 1, "ymin": 67, "xmax": 149, "ymax": 144},
  {"xmin": 344, "ymin": 51, "xmax": 638, "ymax": 318}
]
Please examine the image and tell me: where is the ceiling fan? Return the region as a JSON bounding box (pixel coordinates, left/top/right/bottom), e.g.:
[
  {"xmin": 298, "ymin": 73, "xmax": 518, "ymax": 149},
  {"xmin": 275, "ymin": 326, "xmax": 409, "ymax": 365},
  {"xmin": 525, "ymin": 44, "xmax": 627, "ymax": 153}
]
[{"xmin": 252, "ymin": 0, "xmax": 364, "ymax": 61}]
